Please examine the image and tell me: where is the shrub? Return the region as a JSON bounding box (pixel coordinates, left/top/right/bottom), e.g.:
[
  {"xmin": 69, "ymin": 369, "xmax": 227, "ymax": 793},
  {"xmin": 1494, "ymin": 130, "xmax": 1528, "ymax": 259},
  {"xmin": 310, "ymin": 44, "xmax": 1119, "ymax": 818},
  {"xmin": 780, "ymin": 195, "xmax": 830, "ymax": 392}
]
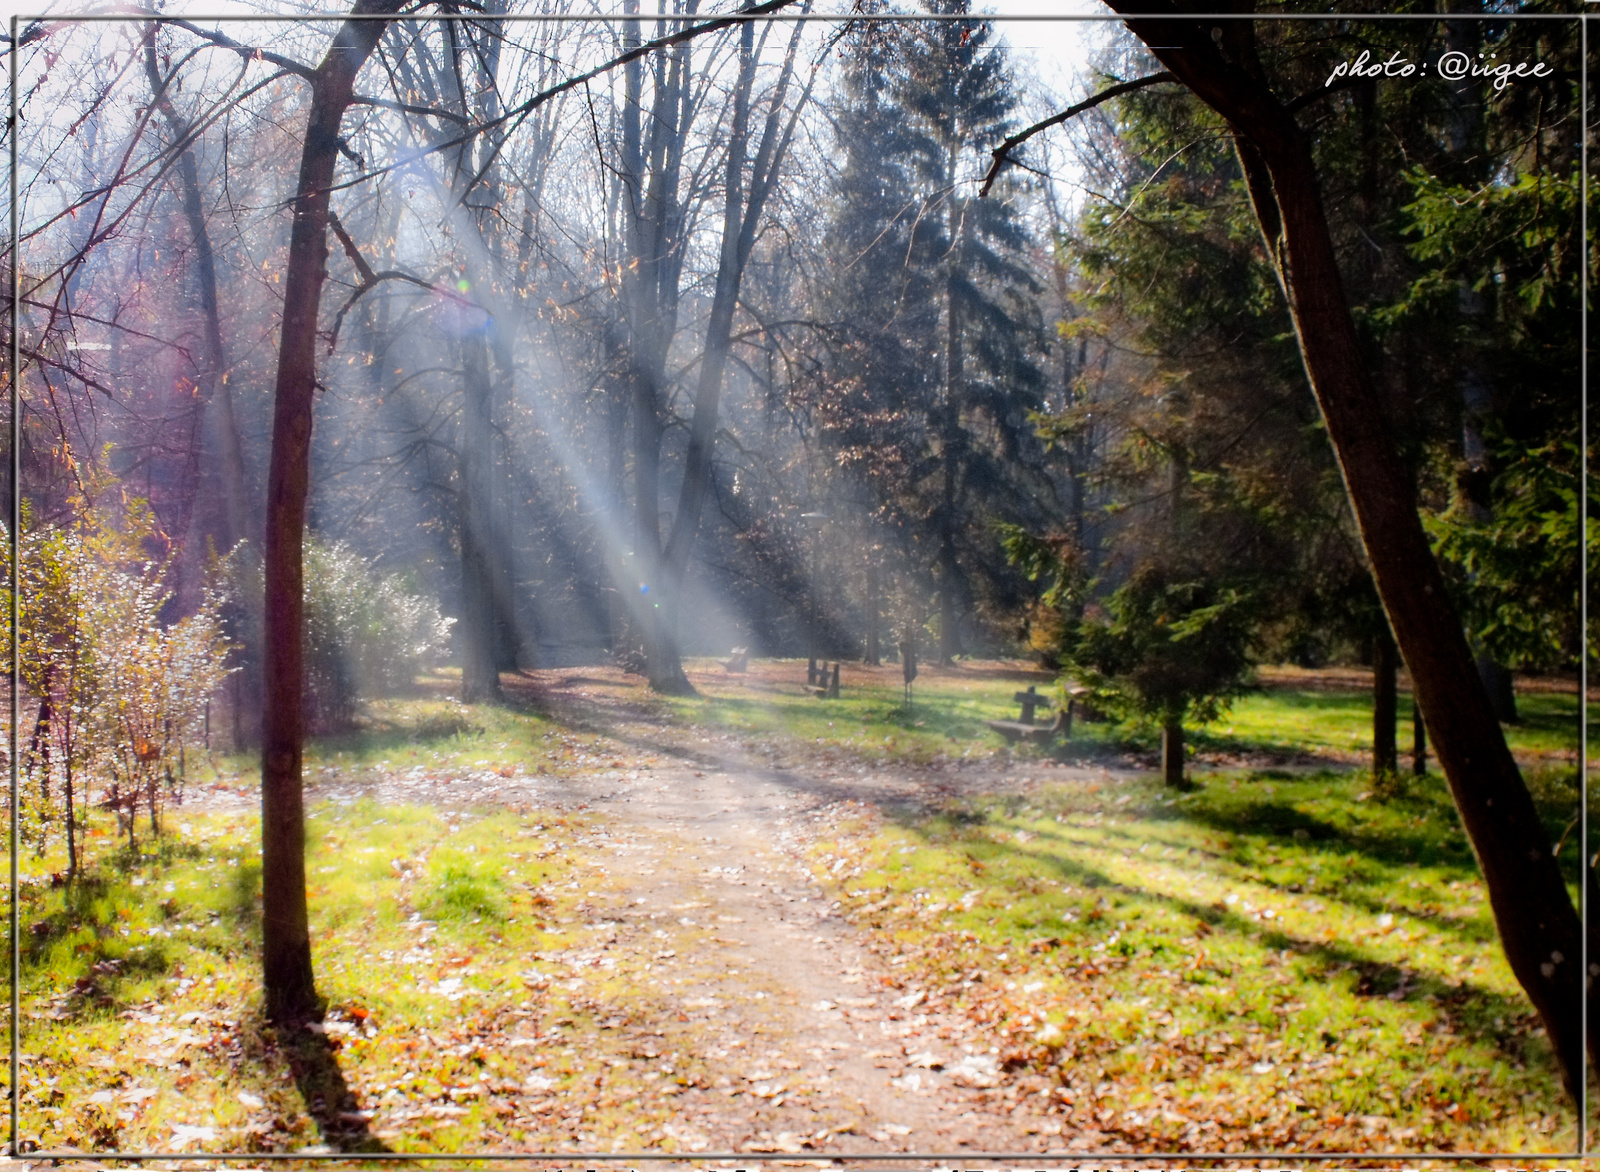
[
  {"xmin": 227, "ymin": 539, "xmax": 454, "ymax": 731},
  {"xmin": 9, "ymin": 499, "xmax": 232, "ymax": 869}
]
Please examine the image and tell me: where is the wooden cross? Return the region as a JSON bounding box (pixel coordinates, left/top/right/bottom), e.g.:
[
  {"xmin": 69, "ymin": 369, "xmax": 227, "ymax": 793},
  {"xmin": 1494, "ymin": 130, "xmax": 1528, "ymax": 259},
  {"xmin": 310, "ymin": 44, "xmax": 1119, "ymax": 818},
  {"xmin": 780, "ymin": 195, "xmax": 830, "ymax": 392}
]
[{"xmin": 1013, "ymin": 686, "xmax": 1045, "ymax": 726}]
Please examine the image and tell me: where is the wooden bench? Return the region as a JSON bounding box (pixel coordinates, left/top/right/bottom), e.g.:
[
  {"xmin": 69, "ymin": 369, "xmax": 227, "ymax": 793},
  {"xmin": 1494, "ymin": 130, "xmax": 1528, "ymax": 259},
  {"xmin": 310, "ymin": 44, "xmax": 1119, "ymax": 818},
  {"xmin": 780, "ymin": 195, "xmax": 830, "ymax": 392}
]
[
  {"xmin": 722, "ymin": 646, "xmax": 749, "ymax": 674},
  {"xmin": 807, "ymin": 661, "xmax": 841, "ymax": 699},
  {"xmin": 986, "ymin": 684, "xmax": 1091, "ymax": 744},
  {"xmin": 986, "ymin": 685, "xmax": 1055, "ymax": 743}
]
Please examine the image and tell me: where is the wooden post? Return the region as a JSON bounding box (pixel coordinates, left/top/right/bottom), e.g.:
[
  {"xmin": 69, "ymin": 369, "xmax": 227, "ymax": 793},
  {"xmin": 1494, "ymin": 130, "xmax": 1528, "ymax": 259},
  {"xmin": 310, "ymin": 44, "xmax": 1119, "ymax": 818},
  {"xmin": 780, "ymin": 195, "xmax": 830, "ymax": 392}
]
[{"xmin": 1412, "ymin": 699, "xmax": 1427, "ymax": 777}]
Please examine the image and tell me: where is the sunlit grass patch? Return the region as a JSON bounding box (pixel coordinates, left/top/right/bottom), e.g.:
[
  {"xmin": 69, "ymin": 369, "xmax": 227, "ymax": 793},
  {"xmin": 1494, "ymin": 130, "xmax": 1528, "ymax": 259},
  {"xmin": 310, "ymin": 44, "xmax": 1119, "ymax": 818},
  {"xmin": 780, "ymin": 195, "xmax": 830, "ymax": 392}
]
[
  {"xmin": 804, "ymin": 769, "xmax": 1578, "ymax": 1153},
  {"xmin": 196, "ymin": 685, "xmax": 644, "ymax": 792},
  {"xmin": 15, "ymin": 800, "xmax": 711, "ymax": 1155},
  {"xmin": 662, "ymin": 660, "xmax": 1577, "ymax": 775},
  {"xmin": 1197, "ymin": 686, "xmax": 1578, "ymax": 765},
  {"xmin": 666, "ymin": 658, "xmax": 1072, "ymax": 763}
]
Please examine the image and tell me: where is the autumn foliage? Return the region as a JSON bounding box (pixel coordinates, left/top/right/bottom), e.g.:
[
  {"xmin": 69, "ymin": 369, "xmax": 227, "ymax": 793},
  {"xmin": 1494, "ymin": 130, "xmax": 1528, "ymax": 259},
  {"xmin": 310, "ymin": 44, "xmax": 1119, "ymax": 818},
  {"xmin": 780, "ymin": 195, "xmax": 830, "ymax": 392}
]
[{"xmin": 8, "ymin": 492, "xmax": 232, "ymax": 871}]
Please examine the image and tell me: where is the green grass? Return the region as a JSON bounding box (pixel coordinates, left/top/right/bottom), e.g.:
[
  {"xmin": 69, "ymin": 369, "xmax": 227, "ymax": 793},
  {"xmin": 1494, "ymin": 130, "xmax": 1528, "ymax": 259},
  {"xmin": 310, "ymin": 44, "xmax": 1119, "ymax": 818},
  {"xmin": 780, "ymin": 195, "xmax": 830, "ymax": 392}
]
[
  {"xmin": 658, "ymin": 659, "xmax": 1050, "ymax": 765},
  {"xmin": 1196, "ymin": 688, "xmax": 1580, "ymax": 763},
  {"xmin": 805, "ymin": 766, "xmax": 1582, "ymax": 1153},
  {"xmin": 16, "ymin": 801, "xmax": 728, "ymax": 1155},
  {"xmin": 17, "ymin": 663, "xmax": 1583, "ymax": 1155},
  {"xmin": 200, "ymin": 687, "xmax": 635, "ymax": 790},
  {"xmin": 661, "ymin": 659, "xmax": 1579, "ymax": 772}
]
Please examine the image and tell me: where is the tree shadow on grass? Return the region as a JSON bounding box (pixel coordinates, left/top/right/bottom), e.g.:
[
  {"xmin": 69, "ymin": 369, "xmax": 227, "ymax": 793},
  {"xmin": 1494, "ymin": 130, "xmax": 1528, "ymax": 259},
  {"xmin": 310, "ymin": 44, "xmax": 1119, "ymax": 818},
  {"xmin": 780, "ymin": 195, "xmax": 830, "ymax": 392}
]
[
  {"xmin": 881, "ymin": 806, "xmax": 1557, "ymax": 1075},
  {"xmin": 277, "ymin": 1024, "xmax": 392, "ymax": 1154},
  {"xmin": 20, "ymin": 844, "xmax": 214, "ymax": 1006},
  {"xmin": 1025, "ymin": 813, "xmax": 1502, "ymax": 945}
]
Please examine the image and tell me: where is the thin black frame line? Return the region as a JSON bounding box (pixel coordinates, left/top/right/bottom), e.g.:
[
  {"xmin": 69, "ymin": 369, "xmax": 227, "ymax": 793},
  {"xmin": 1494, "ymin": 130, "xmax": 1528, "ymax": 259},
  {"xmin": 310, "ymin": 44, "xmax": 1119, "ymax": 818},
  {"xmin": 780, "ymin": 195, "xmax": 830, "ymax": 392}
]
[
  {"xmin": 1582, "ymin": 8, "xmax": 1590, "ymax": 1151},
  {"xmin": 10, "ymin": 1152, "xmax": 1589, "ymax": 1163},
  {"xmin": 5, "ymin": 7, "xmax": 1587, "ymax": 1167},
  {"xmin": 1581, "ymin": 10, "xmax": 1592, "ymax": 1161},
  {"xmin": 8, "ymin": 8, "xmax": 20, "ymax": 1165},
  {"xmin": 7, "ymin": 11, "xmax": 1589, "ymax": 19}
]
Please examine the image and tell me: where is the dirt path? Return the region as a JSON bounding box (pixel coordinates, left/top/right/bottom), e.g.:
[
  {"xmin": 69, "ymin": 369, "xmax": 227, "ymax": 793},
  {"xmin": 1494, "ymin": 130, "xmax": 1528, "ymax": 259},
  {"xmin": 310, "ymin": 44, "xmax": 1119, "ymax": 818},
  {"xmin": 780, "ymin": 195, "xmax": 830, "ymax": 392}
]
[
  {"xmin": 203, "ymin": 670, "xmax": 1137, "ymax": 1162},
  {"xmin": 549, "ymin": 748, "xmax": 1072, "ymax": 1158}
]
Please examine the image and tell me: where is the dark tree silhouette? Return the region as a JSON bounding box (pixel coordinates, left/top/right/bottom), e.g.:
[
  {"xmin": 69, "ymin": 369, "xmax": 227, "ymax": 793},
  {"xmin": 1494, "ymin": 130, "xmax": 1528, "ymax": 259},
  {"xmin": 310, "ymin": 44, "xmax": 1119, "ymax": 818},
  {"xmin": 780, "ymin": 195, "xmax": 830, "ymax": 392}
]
[{"xmin": 261, "ymin": 0, "xmax": 408, "ymax": 1024}]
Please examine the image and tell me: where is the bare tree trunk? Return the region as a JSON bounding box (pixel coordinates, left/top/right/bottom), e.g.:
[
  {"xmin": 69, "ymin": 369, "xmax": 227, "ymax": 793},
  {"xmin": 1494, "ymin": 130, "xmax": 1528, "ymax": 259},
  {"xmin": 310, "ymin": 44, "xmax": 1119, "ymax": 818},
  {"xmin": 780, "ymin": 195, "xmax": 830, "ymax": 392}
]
[
  {"xmin": 865, "ymin": 560, "xmax": 881, "ymax": 666},
  {"xmin": 617, "ymin": 0, "xmax": 693, "ymax": 694},
  {"xmin": 1161, "ymin": 717, "xmax": 1184, "ymax": 788},
  {"xmin": 657, "ymin": 12, "xmax": 811, "ymax": 689},
  {"xmin": 1103, "ymin": 2, "xmax": 1590, "ymax": 1100},
  {"xmin": 459, "ymin": 332, "xmax": 503, "ymax": 702},
  {"xmin": 260, "ymin": 0, "xmax": 403, "ymax": 1025},
  {"xmin": 144, "ymin": 29, "xmax": 258, "ymax": 748},
  {"xmin": 1373, "ymin": 629, "xmax": 1397, "ymax": 777},
  {"xmin": 938, "ymin": 168, "xmax": 965, "ymax": 668}
]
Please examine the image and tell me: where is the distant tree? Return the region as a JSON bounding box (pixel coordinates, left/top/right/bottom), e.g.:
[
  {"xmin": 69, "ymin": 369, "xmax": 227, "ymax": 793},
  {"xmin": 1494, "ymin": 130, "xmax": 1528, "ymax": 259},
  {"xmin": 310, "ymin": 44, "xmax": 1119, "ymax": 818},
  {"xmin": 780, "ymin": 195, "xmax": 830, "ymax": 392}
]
[
  {"xmin": 610, "ymin": 0, "xmax": 811, "ymax": 692},
  {"xmin": 1069, "ymin": 560, "xmax": 1257, "ymax": 787},
  {"xmin": 1392, "ymin": 170, "xmax": 1586, "ymax": 676},
  {"xmin": 813, "ymin": 1, "xmax": 1048, "ymax": 661}
]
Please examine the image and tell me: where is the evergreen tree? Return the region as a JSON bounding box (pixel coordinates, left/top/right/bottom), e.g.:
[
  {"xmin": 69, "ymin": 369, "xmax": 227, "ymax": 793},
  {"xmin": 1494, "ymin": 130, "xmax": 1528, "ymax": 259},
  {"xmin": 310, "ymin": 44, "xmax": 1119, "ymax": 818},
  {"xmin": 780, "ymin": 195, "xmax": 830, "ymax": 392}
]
[{"xmin": 813, "ymin": 0, "xmax": 1049, "ymax": 660}]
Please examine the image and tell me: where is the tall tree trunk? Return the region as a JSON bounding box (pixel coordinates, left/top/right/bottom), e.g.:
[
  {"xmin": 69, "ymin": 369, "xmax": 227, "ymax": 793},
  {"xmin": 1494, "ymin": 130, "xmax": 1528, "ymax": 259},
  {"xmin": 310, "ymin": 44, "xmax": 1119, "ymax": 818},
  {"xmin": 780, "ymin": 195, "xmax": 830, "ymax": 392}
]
[
  {"xmin": 617, "ymin": 0, "xmax": 692, "ymax": 694},
  {"xmin": 603, "ymin": 324, "xmax": 632, "ymax": 653},
  {"xmin": 144, "ymin": 29, "xmax": 257, "ymax": 744},
  {"xmin": 143, "ymin": 31, "xmax": 248, "ymax": 556},
  {"xmin": 1161, "ymin": 717, "xmax": 1184, "ymax": 788},
  {"xmin": 444, "ymin": 7, "xmax": 523, "ymax": 687},
  {"xmin": 1103, "ymin": 2, "xmax": 1591, "ymax": 1100},
  {"xmin": 657, "ymin": 12, "xmax": 811, "ymax": 689},
  {"xmin": 865, "ymin": 560, "xmax": 881, "ymax": 666},
  {"xmin": 938, "ymin": 251, "xmax": 964, "ymax": 665},
  {"xmin": 459, "ymin": 332, "xmax": 503, "ymax": 702},
  {"xmin": 260, "ymin": 0, "xmax": 403, "ymax": 1024},
  {"xmin": 1373, "ymin": 628, "xmax": 1397, "ymax": 777}
]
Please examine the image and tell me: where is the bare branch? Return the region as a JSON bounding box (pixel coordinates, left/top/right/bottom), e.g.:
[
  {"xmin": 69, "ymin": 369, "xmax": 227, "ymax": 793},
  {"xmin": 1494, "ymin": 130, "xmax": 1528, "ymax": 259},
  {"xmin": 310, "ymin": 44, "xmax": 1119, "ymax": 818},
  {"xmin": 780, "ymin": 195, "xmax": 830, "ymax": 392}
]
[
  {"xmin": 160, "ymin": 18, "xmax": 317, "ymax": 81},
  {"xmin": 331, "ymin": 0, "xmax": 804, "ymax": 198},
  {"xmin": 979, "ymin": 71, "xmax": 1176, "ymax": 198},
  {"xmin": 326, "ymin": 211, "xmax": 378, "ymax": 285},
  {"xmin": 161, "ymin": 19, "xmax": 469, "ymax": 122},
  {"xmin": 325, "ymin": 211, "xmax": 439, "ymax": 352}
]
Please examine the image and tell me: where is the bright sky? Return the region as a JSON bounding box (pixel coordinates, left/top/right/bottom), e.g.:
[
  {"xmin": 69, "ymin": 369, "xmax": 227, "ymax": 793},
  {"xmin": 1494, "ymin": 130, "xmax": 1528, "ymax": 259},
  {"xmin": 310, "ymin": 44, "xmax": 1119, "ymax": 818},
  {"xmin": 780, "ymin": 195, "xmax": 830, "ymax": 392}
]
[
  {"xmin": 984, "ymin": 0, "xmax": 1112, "ymax": 102},
  {"xmin": 0, "ymin": 0, "xmax": 1119, "ymax": 91}
]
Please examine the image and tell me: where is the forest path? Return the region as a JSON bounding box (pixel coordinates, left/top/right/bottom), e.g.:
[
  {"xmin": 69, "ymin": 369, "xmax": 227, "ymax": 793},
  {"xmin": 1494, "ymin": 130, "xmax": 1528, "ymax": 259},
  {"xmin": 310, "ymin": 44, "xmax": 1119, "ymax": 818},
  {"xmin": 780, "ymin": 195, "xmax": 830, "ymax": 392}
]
[{"xmin": 296, "ymin": 666, "xmax": 1131, "ymax": 1162}]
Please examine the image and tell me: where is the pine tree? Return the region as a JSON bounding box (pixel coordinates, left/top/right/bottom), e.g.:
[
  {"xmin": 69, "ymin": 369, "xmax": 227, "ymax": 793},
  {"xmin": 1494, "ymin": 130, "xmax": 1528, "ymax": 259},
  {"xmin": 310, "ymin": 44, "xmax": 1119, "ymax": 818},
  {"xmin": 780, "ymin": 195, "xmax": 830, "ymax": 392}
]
[{"xmin": 816, "ymin": 0, "xmax": 1047, "ymax": 660}]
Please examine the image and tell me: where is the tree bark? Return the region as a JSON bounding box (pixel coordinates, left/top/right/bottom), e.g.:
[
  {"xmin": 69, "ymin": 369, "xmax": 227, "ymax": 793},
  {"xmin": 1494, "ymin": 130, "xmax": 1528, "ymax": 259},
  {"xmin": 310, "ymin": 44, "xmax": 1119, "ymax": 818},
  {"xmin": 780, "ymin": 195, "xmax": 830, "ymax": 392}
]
[
  {"xmin": 459, "ymin": 331, "xmax": 503, "ymax": 703},
  {"xmin": 938, "ymin": 145, "xmax": 965, "ymax": 668},
  {"xmin": 1373, "ymin": 629, "xmax": 1397, "ymax": 777},
  {"xmin": 1101, "ymin": 0, "xmax": 1590, "ymax": 1101},
  {"xmin": 865, "ymin": 560, "xmax": 881, "ymax": 666},
  {"xmin": 144, "ymin": 36, "xmax": 251, "ymax": 557},
  {"xmin": 1412, "ymin": 697, "xmax": 1427, "ymax": 777},
  {"xmin": 1477, "ymin": 655, "xmax": 1518, "ymax": 725},
  {"xmin": 260, "ymin": 0, "xmax": 403, "ymax": 1025},
  {"xmin": 1161, "ymin": 718, "xmax": 1184, "ymax": 788},
  {"xmin": 617, "ymin": 0, "xmax": 693, "ymax": 694}
]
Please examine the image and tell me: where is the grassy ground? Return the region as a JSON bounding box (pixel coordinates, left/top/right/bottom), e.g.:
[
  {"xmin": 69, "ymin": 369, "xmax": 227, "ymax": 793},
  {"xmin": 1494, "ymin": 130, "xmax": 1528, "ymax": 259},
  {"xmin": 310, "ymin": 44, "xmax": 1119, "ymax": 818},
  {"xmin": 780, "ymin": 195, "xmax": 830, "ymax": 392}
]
[
  {"xmin": 661, "ymin": 658, "xmax": 1580, "ymax": 773},
  {"xmin": 1196, "ymin": 684, "xmax": 1581, "ymax": 766},
  {"xmin": 803, "ymin": 767, "xmax": 1580, "ymax": 1152},
  {"xmin": 14, "ymin": 660, "xmax": 1583, "ymax": 1156},
  {"xmin": 17, "ymin": 801, "xmax": 740, "ymax": 1154}
]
